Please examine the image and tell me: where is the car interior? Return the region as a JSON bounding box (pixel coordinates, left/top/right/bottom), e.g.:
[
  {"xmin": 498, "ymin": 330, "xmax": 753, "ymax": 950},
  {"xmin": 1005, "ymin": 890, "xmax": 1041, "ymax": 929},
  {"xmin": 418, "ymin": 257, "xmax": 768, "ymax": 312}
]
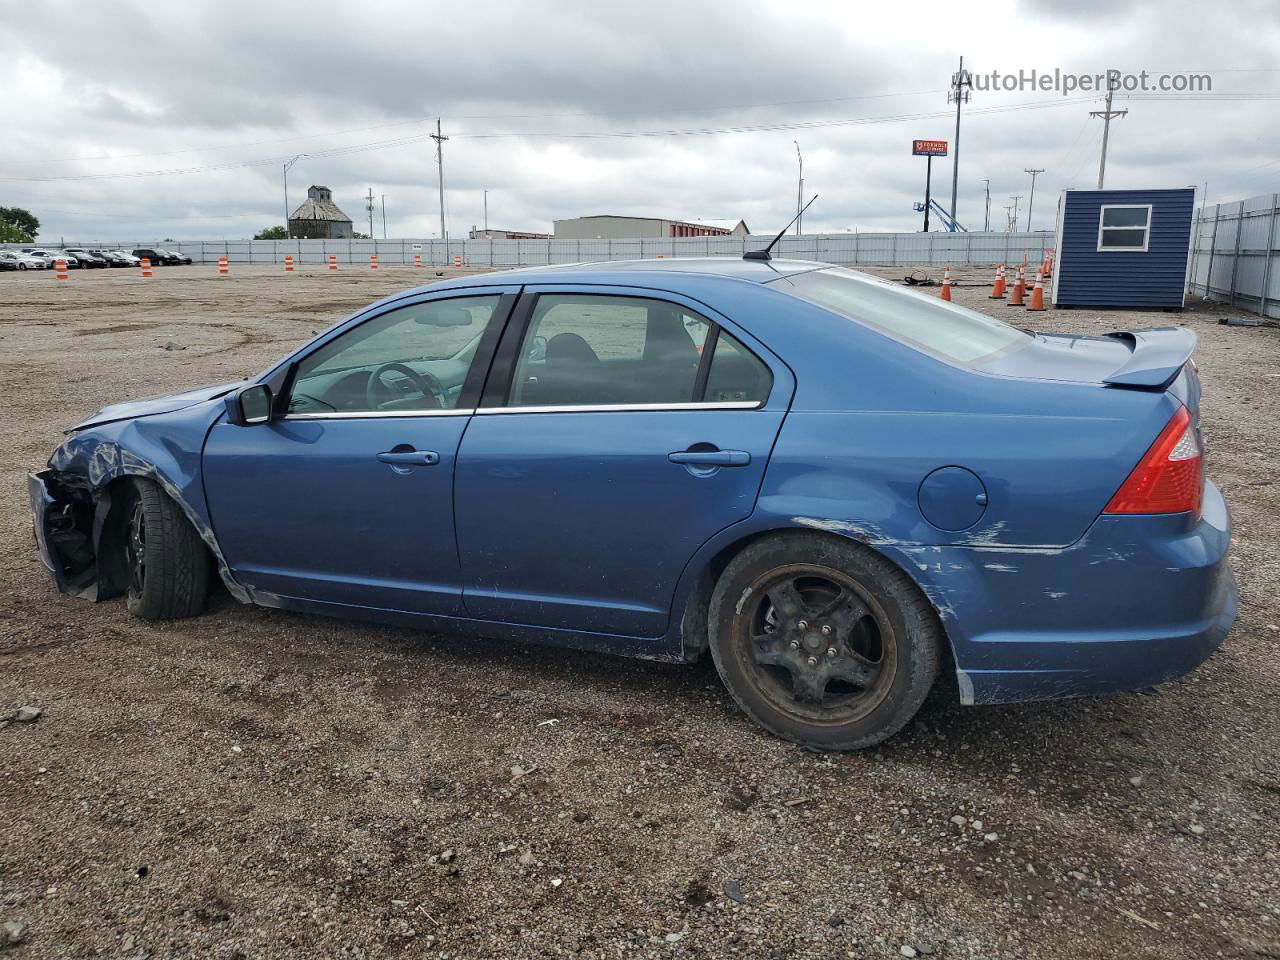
[{"xmin": 283, "ymin": 293, "xmax": 773, "ymax": 417}]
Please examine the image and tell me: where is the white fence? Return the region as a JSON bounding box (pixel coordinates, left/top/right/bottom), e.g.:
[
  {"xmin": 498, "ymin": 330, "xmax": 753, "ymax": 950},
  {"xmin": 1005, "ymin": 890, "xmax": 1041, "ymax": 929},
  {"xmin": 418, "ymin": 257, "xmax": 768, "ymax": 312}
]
[
  {"xmin": 1189, "ymin": 194, "xmax": 1280, "ymax": 320},
  {"xmin": 6, "ymin": 231, "xmax": 1054, "ymax": 269}
]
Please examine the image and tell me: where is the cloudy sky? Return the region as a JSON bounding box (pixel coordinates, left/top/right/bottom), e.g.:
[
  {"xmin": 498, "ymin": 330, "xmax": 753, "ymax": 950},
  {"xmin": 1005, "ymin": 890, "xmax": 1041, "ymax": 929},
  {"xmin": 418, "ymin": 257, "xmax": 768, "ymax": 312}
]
[{"xmin": 3, "ymin": 0, "xmax": 1278, "ymax": 242}]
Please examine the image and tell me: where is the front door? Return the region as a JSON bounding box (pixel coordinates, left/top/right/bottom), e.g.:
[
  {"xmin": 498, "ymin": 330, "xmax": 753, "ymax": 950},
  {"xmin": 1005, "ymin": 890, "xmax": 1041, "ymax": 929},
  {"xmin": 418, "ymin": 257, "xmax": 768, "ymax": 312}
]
[
  {"xmin": 203, "ymin": 291, "xmax": 514, "ymax": 615},
  {"xmin": 455, "ymin": 287, "xmax": 791, "ymax": 637}
]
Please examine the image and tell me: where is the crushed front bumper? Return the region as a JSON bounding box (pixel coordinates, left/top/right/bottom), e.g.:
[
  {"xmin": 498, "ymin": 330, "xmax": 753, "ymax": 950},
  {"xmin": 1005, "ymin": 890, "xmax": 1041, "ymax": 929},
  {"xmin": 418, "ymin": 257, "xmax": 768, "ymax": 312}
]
[{"xmin": 28, "ymin": 469, "xmax": 107, "ymax": 599}]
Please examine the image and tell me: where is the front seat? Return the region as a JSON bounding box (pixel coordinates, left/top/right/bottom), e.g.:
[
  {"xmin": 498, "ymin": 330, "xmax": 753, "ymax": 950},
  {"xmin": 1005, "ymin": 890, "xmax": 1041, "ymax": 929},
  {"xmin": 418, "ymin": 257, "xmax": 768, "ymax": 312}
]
[{"xmin": 642, "ymin": 305, "xmax": 700, "ymax": 402}]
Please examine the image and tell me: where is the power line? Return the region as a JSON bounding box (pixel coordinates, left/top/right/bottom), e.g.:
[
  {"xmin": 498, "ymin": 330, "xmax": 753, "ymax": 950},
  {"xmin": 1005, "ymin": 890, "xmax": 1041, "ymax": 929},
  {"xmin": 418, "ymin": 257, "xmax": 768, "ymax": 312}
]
[
  {"xmin": 0, "ymin": 88, "xmax": 948, "ymax": 170},
  {"xmin": 0, "ymin": 96, "xmax": 1099, "ymax": 184}
]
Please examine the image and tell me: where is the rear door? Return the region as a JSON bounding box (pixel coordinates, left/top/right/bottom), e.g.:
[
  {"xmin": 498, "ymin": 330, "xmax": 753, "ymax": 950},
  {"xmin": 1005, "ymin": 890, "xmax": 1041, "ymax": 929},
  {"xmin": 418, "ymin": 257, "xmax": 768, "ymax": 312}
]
[{"xmin": 454, "ymin": 285, "xmax": 793, "ymax": 637}]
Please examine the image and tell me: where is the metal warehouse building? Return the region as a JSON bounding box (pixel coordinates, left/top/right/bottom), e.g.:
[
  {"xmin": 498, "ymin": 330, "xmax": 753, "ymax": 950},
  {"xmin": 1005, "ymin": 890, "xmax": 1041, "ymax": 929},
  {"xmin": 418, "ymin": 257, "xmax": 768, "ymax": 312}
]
[
  {"xmin": 554, "ymin": 215, "xmax": 749, "ymax": 240},
  {"xmin": 1051, "ymin": 187, "xmax": 1196, "ymax": 309}
]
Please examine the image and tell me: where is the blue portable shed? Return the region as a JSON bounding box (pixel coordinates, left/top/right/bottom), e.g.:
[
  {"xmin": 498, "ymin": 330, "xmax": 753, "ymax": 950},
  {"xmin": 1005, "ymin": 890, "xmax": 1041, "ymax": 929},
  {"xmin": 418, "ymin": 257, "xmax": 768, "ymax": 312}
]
[{"xmin": 1051, "ymin": 187, "xmax": 1196, "ymax": 309}]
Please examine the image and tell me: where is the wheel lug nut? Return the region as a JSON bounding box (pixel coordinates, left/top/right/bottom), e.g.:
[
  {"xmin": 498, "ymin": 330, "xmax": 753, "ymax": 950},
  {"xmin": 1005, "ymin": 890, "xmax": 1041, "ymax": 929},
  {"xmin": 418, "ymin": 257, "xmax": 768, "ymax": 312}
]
[
  {"xmin": 807, "ymin": 656, "xmax": 818, "ymax": 666},
  {"xmin": 797, "ymin": 619, "xmax": 808, "ymax": 630},
  {"xmin": 827, "ymin": 647, "xmax": 837, "ymax": 657},
  {"xmin": 789, "ymin": 640, "xmax": 800, "ymax": 649},
  {"xmin": 820, "ymin": 624, "xmax": 832, "ymax": 636}
]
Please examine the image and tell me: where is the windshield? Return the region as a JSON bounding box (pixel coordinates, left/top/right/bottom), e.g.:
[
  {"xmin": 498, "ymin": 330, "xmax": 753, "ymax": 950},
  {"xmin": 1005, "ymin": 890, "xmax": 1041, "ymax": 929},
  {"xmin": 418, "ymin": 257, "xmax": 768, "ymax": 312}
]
[{"xmin": 773, "ymin": 267, "xmax": 1029, "ymax": 364}]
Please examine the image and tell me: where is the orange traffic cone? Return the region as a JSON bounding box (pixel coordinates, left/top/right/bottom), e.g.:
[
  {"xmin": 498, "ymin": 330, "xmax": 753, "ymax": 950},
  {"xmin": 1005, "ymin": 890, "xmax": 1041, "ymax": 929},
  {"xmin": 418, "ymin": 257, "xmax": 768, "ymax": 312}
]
[
  {"xmin": 1027, "ymin": 270, "xmax": 1046, "ymax": 311},
  {"xmin": 413, "ymin": 253, "xmax": 423, "ymax": 268},
  {"xmin": 328, "ymin": 254, "xmax": 338, "ymax": 272},
  {"xmin": 1009, "ymin": 266, "xmax": 1026, "ymax": 306},
  {"xmin": 988, "ymin": 263, "xmax": 1005, "ymax": 299},
  {"xmin": 370, "ymin": 254, "xmax": 379, "ymax": 271},
  {"xmin": 939, "ymin": 266, "xmax": 952, "ymax": 301},
  {"xmin": 140, "ymin": 257, "xmax": 153, "ymax": 278},
  {"xmin": 55, "ymin": 258, "xmax": 68, "ymax": 281},
  {"xmin": 218, "ymin": 255, "xmax": 229, "ymax": 275},
  {"xmin": 453, "ymin": 254, "xmax": 462, "ymax": 268},
  {"xmin": 284, "ymin": 255, "xmax": 295, "ymax": 273}
]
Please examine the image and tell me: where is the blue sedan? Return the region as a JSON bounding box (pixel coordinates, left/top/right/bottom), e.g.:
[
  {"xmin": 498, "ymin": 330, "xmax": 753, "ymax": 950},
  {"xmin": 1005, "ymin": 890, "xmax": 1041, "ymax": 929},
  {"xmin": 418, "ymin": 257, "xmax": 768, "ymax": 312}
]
[{"xmin": 28, "ymin": 257, "xmax": 1236, "ymax": 749}]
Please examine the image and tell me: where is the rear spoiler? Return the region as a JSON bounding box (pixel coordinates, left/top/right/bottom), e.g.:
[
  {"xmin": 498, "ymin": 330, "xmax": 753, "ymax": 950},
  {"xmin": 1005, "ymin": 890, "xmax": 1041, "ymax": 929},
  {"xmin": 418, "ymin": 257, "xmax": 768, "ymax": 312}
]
[{"xmin": 1102, "ymin": 327, "xmax": 1197, "ymax": 390}]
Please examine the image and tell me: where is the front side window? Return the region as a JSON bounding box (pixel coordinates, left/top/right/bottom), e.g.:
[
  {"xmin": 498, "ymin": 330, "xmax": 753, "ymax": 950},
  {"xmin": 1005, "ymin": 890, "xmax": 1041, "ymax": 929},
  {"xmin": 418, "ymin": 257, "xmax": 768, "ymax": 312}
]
[
  {"xmin": 1097, "ymin": 204, "xmax": 1152, "ymax": 251},
  {"xmin": 288, "ymin": 295, "xmax": 501, "ymax": 415},
  {"xmin": 508, "ymin": 294, "xmax": 712, "ymax": 407},
  {"xmin": 775, "ymin": 267, "xmax": 1028, "ymax": 365}
]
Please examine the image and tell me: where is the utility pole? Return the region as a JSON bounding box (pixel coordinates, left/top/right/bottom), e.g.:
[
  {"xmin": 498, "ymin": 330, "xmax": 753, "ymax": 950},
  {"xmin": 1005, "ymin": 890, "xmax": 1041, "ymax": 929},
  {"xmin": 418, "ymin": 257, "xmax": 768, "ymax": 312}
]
[
  {"xmin": 947, "ymin": 56, "xmax": 973, "ymax": 228},
  {"xmin": 1009, "ymin": 195, "xmax": 1022, "ymax": 232},
  {"xmin": 283, "ymin": 154, "xmax": 305, "ymax": 239},
  {"xmin": 381, "ymin": 195, "xmax": 387, "ymax": 239},
  {"xmin": 1023, "ymin": 169, "xmax": 1044, "ymax": 231},
  {"xmin": 1003, "ymin": 204, "xmax": 1015, "ymax": 232},
  {"xmin": 1089, "ymin": 79, "xmax": 1127, "ymax": 189},
  {"xmin": 981, "ymin": 178, "xmax": 991, "ymax": 231},
  {"xmin": 431, "ymin": 118, "xmax": 449, "ymax": 241},
  {"xmin": 483, "ymin": 189, "xmax": 488, "ymax": 235},
  {"xmin": 365, "ymin": 188, "xmax": 375, "ymax": 239},
  {"xmin": 794, "ymin": 141, "xmax": 804, "ymax": 235}
]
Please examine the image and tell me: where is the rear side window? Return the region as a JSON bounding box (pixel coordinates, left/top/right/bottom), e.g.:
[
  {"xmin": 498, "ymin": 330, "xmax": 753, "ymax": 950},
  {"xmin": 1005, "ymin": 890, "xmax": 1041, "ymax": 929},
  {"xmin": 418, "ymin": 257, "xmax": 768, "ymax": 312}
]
[
  {"xmin": 776, "ymin": 267, "xmax": 1028, "ymax": 364},
  {"xmin": 705, "ymin": 331, "xmax": 772, "ymax": 403},
  {"xmin": 508, "ymin": 294, "xmax": 711, "ymax": 406}
]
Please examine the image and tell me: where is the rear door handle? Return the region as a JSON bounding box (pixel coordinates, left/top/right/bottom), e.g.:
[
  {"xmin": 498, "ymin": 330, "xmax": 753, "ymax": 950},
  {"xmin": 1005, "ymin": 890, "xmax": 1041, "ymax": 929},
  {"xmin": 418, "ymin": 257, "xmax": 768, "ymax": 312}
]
[
  {"xmin": 668, "ymin": 450, "xmax": 751, "ymax": 467},
  {"xmin": 377, "ymin": 450, "xmax": 440, "ymax": 465}
]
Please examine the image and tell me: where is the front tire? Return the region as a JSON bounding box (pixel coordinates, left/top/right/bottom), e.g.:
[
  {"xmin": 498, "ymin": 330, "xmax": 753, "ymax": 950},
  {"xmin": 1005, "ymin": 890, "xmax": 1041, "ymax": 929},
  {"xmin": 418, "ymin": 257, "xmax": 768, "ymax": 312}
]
[
  {"xmin": 123, "ymin": 478, "xmax": 211, "ymax": 621},
  {"xmin": 708, "ymin": 533, "xmax": 942, "ymax": 750}
]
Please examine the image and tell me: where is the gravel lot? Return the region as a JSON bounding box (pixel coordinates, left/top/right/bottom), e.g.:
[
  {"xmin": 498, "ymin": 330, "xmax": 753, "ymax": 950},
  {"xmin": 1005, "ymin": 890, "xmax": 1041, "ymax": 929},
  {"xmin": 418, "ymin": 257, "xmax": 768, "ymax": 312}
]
[{"xmin": 1, "ymin": 263, "xmax": 1277, "ymax": 960}]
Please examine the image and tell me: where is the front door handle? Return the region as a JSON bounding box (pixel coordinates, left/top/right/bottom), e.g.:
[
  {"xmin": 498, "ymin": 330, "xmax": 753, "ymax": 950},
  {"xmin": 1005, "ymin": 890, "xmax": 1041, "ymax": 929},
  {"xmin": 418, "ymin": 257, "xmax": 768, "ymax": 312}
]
[
  {"xmin": 377, "ymin": 449, "xmax": 440, "ymax": 466},
  {"xmin": 668, "ymin": 449, "xmax": 751, "ymax": 467}
]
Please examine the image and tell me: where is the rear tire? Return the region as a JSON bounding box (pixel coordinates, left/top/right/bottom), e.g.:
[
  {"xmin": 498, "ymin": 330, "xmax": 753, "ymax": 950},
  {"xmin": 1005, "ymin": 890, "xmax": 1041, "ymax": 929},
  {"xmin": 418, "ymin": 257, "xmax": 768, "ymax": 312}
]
[
  {"xmin": 708, "ymin": 532, "xmax": 942, "ymax": 750},
  {"xmin": 123, "ymin": 478, "xmax": 211, "ymax": 621}
]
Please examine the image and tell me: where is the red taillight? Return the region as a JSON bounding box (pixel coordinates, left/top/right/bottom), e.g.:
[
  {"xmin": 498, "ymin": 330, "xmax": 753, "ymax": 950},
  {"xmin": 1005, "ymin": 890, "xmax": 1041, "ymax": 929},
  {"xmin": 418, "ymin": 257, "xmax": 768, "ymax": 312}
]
[{"xmin": 1104, "ymin": 406, "xmax": 1203, "ymax": 518}]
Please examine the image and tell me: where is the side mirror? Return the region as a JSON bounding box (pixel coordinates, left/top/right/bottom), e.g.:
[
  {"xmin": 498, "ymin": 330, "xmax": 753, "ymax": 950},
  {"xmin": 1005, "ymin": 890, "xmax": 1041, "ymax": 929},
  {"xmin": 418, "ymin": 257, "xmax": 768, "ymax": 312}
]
[
  {"xmin": 527, "ymin": 335, "xmax": 548, "ymax": 363},
  {"xmin": 226, "ymin": 384, "xmax": 274, "ymax": 425}
]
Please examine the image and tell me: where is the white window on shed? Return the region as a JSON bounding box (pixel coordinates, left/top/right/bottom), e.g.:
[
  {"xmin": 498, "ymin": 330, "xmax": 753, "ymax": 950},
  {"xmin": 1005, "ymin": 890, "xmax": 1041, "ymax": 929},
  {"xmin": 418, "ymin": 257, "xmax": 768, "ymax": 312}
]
[{"xmin": 1097, "ymin": 204, "xmax": 1152, "ymax": 252}]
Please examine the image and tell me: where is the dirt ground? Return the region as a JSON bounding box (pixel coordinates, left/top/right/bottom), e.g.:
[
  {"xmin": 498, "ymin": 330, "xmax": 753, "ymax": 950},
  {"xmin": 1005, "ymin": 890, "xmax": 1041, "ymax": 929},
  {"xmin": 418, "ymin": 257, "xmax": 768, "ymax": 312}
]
[{"xmin": 1, "ymin": 263, "xmax": 1277, "ymax": 960}]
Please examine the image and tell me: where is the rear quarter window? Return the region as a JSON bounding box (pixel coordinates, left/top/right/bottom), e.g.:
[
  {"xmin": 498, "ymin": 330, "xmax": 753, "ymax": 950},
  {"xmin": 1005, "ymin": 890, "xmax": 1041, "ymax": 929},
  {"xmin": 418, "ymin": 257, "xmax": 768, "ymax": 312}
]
[{"xmin": 774, "ymin": 267, "xmax": 1029, "ymax": 364}]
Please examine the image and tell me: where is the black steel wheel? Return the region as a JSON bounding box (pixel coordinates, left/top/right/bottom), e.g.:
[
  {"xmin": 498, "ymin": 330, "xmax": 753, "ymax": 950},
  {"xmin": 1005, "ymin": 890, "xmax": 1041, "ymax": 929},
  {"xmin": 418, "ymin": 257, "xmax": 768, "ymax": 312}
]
[
  {"xmin": 122, "ymin": 478, "xmax": 212, "ymax": 621},
  {"xmin": 709, "ymin": 532, "xmax": 942, "ymax": 750}
]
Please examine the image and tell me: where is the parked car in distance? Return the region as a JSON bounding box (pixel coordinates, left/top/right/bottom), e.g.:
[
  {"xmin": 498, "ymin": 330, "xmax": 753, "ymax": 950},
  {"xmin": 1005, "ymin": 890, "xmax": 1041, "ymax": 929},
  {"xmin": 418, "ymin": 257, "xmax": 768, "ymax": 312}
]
[
  {"xmin": 131, "ymin": 248, "xmax": 174, "ymax": 265},
  {"xmin": 1, "ymin": 250, "xmax": 47, "ymax": 270},
  {"xmin": 22, "ymin": 248, "xmax": 80, "ymax": 268},
  {"xmin": 28, "ymin": 257, "xmax": 1237, "ymax": 750},
  {"xmin": 162, "ymin": 248, "xmax": 193, "ymax": 265},
  {"xmin": 65, "ymin": 248, "xmax": 110, "ymax": 268},
  {"xmin": 97, "ymin": 250, "xmax": 139, "ymax": 267}
]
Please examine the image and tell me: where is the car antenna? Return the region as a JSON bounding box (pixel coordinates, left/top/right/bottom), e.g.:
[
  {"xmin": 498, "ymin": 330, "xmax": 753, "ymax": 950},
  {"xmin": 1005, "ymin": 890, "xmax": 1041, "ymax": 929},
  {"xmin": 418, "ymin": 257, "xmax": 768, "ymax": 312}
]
[{"xmin": 744, "ymin": 194, "xmax": 818, "ymax": 261}]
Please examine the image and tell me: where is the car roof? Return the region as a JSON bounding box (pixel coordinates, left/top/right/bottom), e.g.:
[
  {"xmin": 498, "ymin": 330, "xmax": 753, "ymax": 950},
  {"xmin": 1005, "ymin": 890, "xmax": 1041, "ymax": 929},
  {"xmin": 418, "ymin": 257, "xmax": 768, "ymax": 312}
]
[{"xmin": 414, "ymin": 257, "xmax": 827, "ymax": 295}]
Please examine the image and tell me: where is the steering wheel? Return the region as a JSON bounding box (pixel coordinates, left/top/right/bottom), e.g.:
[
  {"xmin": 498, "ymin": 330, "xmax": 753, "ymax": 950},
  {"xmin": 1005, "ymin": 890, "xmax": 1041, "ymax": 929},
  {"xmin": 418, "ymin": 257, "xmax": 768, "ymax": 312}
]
[{"xmin": 366, "ymin": 362, "xmax": 445, "ymax": 410}]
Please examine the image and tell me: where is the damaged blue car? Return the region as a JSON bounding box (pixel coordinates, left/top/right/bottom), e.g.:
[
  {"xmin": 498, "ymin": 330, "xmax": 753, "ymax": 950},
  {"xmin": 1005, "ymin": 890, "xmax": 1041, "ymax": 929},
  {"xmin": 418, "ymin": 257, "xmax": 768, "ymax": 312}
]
[{"xmin": 29, "ymin": 257, "xmax": 1237, "ymax": 749}]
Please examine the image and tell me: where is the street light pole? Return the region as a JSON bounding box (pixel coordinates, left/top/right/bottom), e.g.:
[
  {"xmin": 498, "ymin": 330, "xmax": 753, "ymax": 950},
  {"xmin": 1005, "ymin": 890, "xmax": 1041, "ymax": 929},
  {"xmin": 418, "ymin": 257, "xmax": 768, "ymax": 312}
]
[
  {"xmin": 483, "ymin": 189, "xmax": 488, "ymax": 235},
  {"xmin": 794, "ymin": 141, "xmax": 804, "ymax": 236},
  {"xmin": 981, "ymin": 178, "xmax": 991, "ymax": 231},
  {"xmin": 283, "ymin": 154, "xmax": 305, "ymax": 239}
]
